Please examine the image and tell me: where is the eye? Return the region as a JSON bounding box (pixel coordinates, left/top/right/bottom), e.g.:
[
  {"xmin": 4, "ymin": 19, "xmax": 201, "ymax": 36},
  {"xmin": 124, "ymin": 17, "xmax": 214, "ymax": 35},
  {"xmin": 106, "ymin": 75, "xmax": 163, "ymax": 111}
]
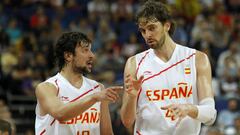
[
  {"xmin": 148, "ymin": 26, "xmax": 155, "ymax": 31},
  {"xmin": 139, "ymin": 28, "xmax": 145, "ymax": 34}
]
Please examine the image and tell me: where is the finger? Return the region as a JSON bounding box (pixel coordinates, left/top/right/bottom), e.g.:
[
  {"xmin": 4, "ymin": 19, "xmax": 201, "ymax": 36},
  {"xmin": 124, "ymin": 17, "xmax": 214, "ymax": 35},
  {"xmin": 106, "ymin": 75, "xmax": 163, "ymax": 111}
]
[
  {"xmin": 125, "ymin": 83, "xmax": 132, "ymax": 89},
  {"xmin": 108, "ymin": 86, "xmax": 123, "ymax": 92},
  {"xmin": 138, "ymin": 76, "xmax": 144, "ymax": 82},
  {"xmin": 106, "ymin": 92, "xmax": 118, "ymax": 102},
  {"xmin": 125, "ymin": 77, "xmax": 131, "ymax": 83},
  {"xmin": 161, "ymin": 104, "xmax": 174, "ymax": 110},
  {"xmin": 106, "ymin": 96, "xmax": 117, "ymax": 102},
  {"xmin": 107, "ymin": 86, "xmax": 124, "ymax": 93},
  {"xmin": 107, "ymin": 89, "xmax": 119, "ymax": 99},
  {"xmin": 132, "ymin": 75, "xmax": 144, "ymax": 83},
  {"xmin": 126, "ymin": 88, "xmax": 133, "ymax": 93},
  {"xmin": 126, "ymin": 74, "xmax": 131, "ymax": 78},
  {"xmin": 173, "ymin": 110, "xmax": 180, "ymax": 119}
]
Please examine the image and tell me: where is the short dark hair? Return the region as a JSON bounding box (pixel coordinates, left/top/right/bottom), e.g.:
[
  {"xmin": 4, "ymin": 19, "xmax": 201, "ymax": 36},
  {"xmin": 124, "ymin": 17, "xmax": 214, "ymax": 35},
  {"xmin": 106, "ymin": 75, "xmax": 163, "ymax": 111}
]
[
  {"xmin": 0, "ymin": 119, "xmax": 11, "ymax": 134},
  {"xmin": 136, "ymin": 0, "xmax": 175, "ymax": 36},
  {"xmin": 55, "ymin": 32, "xmax": 91, "ymax": 70}
]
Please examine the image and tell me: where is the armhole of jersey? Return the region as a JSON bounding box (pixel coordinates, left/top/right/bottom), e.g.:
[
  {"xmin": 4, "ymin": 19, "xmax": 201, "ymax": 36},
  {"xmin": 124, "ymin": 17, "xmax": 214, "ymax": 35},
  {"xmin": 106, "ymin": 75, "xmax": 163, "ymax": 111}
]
[
  {"xmin": 135, "ymin": 56, "xmax": 139, "ymax": 78},
  {"xmin": 54, "ymin": 79, "xmax": 60, "ymax": 96},
  {"xmin": 135, "ymin": 51, "xmax": 150, "ymax": 79},
  {"xmin": 192, "ymin": 49, "xmax": 197, "ymax": 80}
]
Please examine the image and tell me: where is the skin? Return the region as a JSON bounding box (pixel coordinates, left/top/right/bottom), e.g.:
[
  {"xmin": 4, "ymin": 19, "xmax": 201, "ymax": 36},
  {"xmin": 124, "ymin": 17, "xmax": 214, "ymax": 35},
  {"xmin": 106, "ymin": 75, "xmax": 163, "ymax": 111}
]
[
  {"xmin": 120, "ymin": 18, "xmax": 214, "ymax": 128},
  {"xmin": 36, "ymin": 43, "xmax": 123, "ymax": 135}
]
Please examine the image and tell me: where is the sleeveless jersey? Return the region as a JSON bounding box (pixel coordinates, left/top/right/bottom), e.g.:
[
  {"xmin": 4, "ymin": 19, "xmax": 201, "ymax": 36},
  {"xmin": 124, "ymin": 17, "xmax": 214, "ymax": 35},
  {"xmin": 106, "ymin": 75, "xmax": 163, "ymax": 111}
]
[
  {"xmin": 35, "ymin": 73, "xmax": 101, "ymax": 135},
  {"xmin": 134, "ymin": 44, "xmax": 200, "ymax": 135}
]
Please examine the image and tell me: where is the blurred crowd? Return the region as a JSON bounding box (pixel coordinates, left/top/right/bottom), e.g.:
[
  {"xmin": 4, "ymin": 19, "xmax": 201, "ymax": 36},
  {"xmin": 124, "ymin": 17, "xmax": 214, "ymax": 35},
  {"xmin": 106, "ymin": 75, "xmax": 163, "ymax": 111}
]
[{"xmin": 0, "ymin": 0, "xmax": 240, "ymax": 134}]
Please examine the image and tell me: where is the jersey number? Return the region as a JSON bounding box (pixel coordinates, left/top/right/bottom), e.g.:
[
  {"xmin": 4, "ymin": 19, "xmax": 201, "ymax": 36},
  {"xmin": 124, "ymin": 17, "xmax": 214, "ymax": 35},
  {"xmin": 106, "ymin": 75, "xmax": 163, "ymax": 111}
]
[{"xmin": 77, "ymin": 130, "xmax": 90, "ymax": 135}]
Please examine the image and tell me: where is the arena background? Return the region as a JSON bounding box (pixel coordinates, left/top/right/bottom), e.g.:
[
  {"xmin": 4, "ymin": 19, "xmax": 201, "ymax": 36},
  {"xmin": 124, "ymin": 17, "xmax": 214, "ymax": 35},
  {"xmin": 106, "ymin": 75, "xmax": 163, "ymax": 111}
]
[{"xmin": 0, "ymin": 0, "xmax": 240, "ymax": 134}]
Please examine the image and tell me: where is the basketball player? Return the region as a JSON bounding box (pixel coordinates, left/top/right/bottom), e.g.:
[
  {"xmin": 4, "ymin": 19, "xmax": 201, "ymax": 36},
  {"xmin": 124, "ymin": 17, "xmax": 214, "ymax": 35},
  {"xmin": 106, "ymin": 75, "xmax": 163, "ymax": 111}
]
[
  {"xmin": 120, "ymin": 1, "xmax": 217, "ymax": 135},
  {"xmin": 35, "ymin": 32, "xmax": 122, "ymax": 135}
]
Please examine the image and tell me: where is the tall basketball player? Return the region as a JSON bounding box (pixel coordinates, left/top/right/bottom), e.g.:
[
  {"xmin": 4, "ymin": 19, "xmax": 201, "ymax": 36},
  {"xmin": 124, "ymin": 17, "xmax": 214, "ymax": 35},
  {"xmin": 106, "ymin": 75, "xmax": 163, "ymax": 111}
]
[
  {"xmin": 121, "ymin": 1, "xmax": 217, "ymax": 135},
  {"xmin": 35, "ymin": 32, "xmax": 122, "ymax": 135}
]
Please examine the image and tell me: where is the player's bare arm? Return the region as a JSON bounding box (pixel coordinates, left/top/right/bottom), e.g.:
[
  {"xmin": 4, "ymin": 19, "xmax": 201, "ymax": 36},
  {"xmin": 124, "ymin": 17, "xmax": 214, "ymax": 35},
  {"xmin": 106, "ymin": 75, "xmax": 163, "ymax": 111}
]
[
  {"xmin": 36, "ymin": 82, "xmax": 122, "ymax": 121},
  {"xmin": 161, "ymin": 51, "xmax": 216, "ymax": 125},
  {"xmin": 121, "ymin": 56, "xmax": 144, "ymax": 128}
]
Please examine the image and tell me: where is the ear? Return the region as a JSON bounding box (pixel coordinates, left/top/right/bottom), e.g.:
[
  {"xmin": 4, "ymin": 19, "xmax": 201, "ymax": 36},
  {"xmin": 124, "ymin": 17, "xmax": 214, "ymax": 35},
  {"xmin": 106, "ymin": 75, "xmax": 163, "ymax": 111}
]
[
  {"xmin": 164, "ymin": 22, "xmax": 171, "ymax": 31},
  {"xmin": 64, "ymin": 52, "xmax": 73, "ymax": 63}
]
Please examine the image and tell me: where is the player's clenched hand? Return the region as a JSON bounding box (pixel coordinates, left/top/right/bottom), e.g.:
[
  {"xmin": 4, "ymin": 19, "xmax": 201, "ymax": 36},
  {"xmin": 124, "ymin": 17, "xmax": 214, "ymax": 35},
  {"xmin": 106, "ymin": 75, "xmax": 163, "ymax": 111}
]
[
  {"xmin": 161, "ymin": 104, "xmax": 191, "ymax": 126},
  {"xmin": 125, "ymin": 74, "xmax": 144, "ymax": 97},
  {"xmin": 95, "ymin": 86, "xmax": 123, "ymax": 102}
]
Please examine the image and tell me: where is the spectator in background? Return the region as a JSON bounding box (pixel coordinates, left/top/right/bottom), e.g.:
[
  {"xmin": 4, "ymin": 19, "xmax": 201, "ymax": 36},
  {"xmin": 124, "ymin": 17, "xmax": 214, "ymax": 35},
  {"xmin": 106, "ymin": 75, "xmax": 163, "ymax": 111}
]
[
  {"xmin": 0, "ymin": 27, "xmax": 10, "ymax": 50},
  {"xmin": 87, "ymin": 0, "xmax": 109, "ymax": 19},
  {"xmin": 217, "ymin": 41, "xmax": 240, "ymax": 79},
  {"xmin": 224, "ymin": 0, "xmax": 240, "ymax": 13},
  {"xmin": 0, "ymin": 119, "xmax": 11, "ymax": 135},
  {"xmin": 110, "ymin": 0, "xmax": 133, "ymax": 21},
  {"xmin": 217, "ymin": 41, "xmax": 240, "ymax": 97},
  {"xmin": 172, "ymin": 17, "xmax": 188, "ymax": 45},
  {"xmin": 95, "ymin": 19, "xmax": 117, "ymax": 51},
  {"xmin": 234, "ymin": 115, "xmax": 240, "ymax": 135},
  {"xmin": 121, "ymin": 33, "xmax": 142, "ymax": 59},
  {"xmin": 5, "ymin": 19, "xmax": 22, "ymax": 45},
  {"xmin": 219, "ymin": 56, "xmax": 239, "ymax": 97},
  {"xmin": 30, "ymin": 6, "xmax": 48, "ymax": 36},
  {"xmin": 0, "ymin": 99, "xmax": 15, "ymax": 135},
  {"xmin": 175, "ymin": 0, "xmax": 202, "ymax": 23},
  {"xmin": 205, "ymin": 126, "xmax": 223, "ymax": 135},
  {"xmin": 217, "ymin": 98, "xmax": 240, "ymax": 129}
]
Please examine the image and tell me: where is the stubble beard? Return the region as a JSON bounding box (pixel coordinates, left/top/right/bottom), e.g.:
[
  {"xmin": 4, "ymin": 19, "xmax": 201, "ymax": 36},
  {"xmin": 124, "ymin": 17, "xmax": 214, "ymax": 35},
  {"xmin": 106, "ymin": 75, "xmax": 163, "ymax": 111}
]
[
  {"xmin": 72, "ymin": 60, "xmax": 91, "ymax": 75},
  {"xmin": 149, "ymin": 34, "xmax": 166, "ymax": 50}
]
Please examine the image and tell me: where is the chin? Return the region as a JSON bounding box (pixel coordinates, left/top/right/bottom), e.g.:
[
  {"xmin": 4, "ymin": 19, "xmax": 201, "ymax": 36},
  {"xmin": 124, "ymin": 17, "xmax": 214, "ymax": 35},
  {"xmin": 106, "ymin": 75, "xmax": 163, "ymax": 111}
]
[
  {"xmin": 87, "ymin": 69, "xmax": 92, "ymax": 73},
  {"xmin": 148, "ymin": 44, "xmax": 157, "ymax": 49},
  {"xmin": 84, "ymin": 68, "xmax": 92, "ymax": 73}
]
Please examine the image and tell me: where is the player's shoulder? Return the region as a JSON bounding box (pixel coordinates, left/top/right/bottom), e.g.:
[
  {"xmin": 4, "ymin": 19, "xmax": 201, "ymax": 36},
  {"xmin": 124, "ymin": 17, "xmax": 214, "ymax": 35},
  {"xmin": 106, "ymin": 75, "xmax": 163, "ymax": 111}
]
[
  {"xmin": 36, "ymin": 81, "xmax": 56, "ymax": 90},
  {"xmin": 37, "ymin": 73, "xmax": 59, "ymax": 90},
  {"xmin": 195, "ymin": 50, "xmax": 210, "ymax": 70},
  {"xmin": 195, "ymin": 50, "xmax": 208, "ymax": 61},
  {"xmin": 35, "ymin": 81, "xmax": 58, "ymax": 98}
]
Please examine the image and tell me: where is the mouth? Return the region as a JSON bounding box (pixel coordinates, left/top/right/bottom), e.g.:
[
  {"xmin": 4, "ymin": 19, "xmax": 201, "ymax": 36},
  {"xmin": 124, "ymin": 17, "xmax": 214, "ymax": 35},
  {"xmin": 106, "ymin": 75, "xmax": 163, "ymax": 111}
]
[
  {"xmin": 86, "ymin": 60, "xmax": 93, "ymax": 68},
  {"xmin": 147, "ymin": 39, "xmax": 155, "ymax": 45}
]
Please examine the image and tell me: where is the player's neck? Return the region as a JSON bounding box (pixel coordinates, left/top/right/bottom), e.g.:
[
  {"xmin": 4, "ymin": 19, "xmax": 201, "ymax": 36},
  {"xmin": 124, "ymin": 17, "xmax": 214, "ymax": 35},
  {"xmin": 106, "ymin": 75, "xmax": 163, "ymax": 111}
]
[
  {"xmin": 154, "ymin": 36, "xmax": 176, "ymax": 62},
  {"xmin": 60, "ymin": 68, "xmax": 83, "ymax": 89}
]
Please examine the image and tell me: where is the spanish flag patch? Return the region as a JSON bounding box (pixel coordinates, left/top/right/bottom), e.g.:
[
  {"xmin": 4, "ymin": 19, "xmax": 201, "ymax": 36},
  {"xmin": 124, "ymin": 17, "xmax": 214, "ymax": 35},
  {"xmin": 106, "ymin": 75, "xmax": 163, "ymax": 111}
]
[{"xmin": 185, "ymin": 67, "xmax": 191, "ymax": 74}]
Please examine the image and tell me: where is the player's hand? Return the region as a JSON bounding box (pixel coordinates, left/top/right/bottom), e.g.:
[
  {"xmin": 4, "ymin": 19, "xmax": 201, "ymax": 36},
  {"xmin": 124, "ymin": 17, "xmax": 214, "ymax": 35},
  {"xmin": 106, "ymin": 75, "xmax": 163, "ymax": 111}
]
[
  {"xmin": 161, "ymin": 104, "xmax": 191, "ymax": 126},
  {"xmin": 125, "ymin": 74, "xmax": 144, "ymax": 97},
  {"xmin": 95, "ymin": 86, "xmax": 123, "ymax": 102}
]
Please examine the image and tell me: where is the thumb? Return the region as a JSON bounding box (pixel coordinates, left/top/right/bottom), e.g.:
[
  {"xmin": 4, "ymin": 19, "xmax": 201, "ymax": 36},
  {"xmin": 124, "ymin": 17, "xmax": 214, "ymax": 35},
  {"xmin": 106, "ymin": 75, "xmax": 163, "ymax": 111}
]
[
  {"xmin": 132, "ymin": 76, "xmax": 144, "ymax": 84},
  {"xmin": 138, "ymin": 76, "xmax": 144, "ymax": 83}
]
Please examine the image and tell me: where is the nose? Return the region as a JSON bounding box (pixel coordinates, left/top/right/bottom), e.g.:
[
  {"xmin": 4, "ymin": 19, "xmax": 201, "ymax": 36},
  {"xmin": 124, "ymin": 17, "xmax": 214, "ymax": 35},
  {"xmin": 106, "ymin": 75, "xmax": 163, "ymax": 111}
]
[
  {"xmin": 145, "ymin": 30, "xmax": 152, "ymax": 39},
  {"xmin": 90, "ymin": 51, "xmax": 95, "ymax": 59}
]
